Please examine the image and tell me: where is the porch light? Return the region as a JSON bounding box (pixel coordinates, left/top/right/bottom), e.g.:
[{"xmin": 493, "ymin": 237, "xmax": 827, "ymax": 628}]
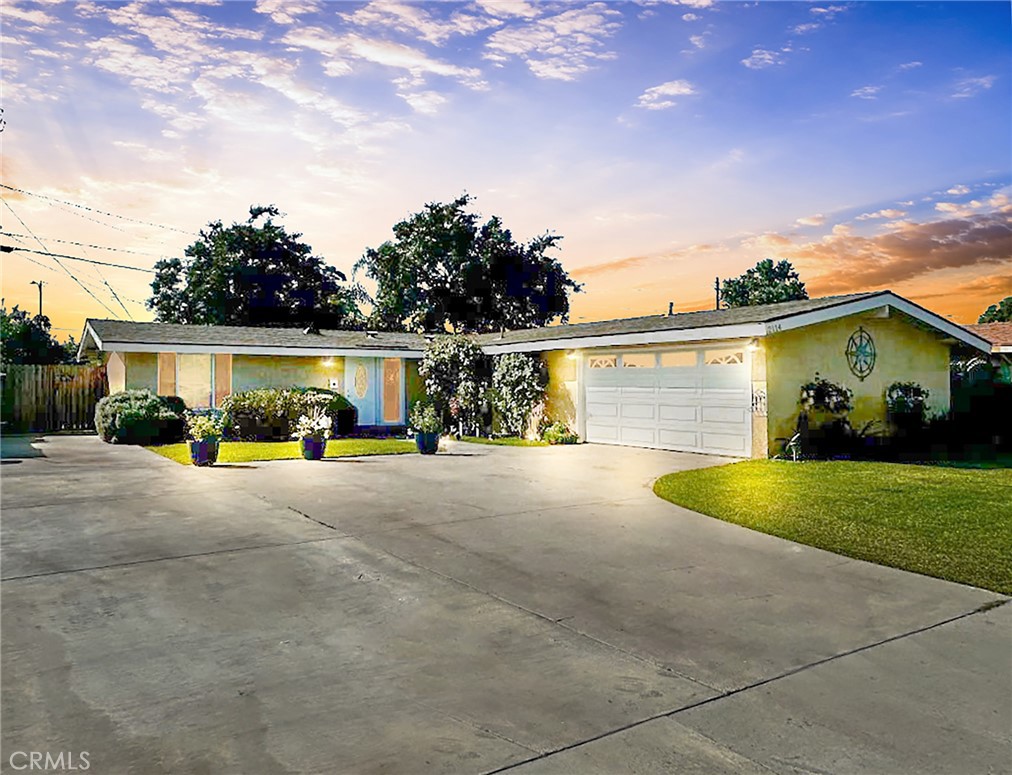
[
  {"xmin": 566, "ymin": 350, "xmax": 579, "ymax": 360},
  {"xmin": 323, "ymin": 358, "xmax": 336, "ymax": 367},
  {"xmin": 746, "ymin": 339, "xmax": 760, "ymax": 352}
]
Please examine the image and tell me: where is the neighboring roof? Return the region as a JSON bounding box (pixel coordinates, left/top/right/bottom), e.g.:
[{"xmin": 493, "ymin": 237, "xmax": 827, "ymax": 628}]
[
  {"xmin": 80, "ymin": 319, "xmax": 429, "ymax": 357},
  {"xmin": 966, "ymin": 322, "xmax": 1012, "ymax": 352},
  {"xmin": 478, "ymin": 292, "xmax": 882, "ymax": 346}
]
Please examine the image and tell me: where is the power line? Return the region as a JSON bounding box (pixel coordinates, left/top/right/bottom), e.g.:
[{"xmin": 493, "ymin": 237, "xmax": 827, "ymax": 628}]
[
  {"xmin": 2, "ymin": 200, "xmax": 123, "ymax": 318},
  {"xmin": 0, "ymin": 183, "xmax": 197, "ymax": 236},
  {"xmin": 1, "ymin": 245, "xmax": 156, "ymax": 273},
  {"xmin": 0, "ymin": 231, "xmax": 173, "ymax": 260}
]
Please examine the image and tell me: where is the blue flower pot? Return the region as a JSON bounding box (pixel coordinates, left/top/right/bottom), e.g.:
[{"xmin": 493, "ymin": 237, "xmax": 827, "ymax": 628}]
[
  {"xmin": 300, "ymin": 436, "xmax": 327, "ymax": 460},
  {"xmin": 189, "ymin": 439, "xmax": 219, "ymax": 466},
  {"xmin": 416, "ymin": 432, "xmax": 440, "ymax": 455}
]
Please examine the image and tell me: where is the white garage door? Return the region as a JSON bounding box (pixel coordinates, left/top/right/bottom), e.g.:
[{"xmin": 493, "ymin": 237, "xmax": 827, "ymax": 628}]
[{"xmin": 584, "ymin": 347, "xmax": 751, "ymax": 457}]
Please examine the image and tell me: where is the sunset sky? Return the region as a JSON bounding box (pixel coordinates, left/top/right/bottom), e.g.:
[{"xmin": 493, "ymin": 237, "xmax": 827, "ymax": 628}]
[{"xmin": 2, "ymin": 0, "xmax": 1010, "ymax": 339}]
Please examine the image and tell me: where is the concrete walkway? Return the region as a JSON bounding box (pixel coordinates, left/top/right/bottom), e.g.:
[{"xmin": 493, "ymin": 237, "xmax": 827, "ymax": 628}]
[{"xmin": 2, "ymin": 435, "xmax": 1008, "ymax": 774}]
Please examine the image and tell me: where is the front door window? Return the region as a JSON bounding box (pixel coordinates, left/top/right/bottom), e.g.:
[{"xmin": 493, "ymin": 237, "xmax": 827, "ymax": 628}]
[{"xmin": 382, "ymin": 358, "xmax": 402, "ymax": 423}]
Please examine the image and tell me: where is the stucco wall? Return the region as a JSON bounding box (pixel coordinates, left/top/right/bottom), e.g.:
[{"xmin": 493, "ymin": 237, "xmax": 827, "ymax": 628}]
[
  {"xmin": 765, "ymin": 312, "xmax": 951, "ymax": 455},
  {"xmin": 541, "ymin": 350, "xmax": 578, "ymax": 431},
  {"xmin": 231, "ymin": 355, "xmax": 344, "ymax": 392},
  {"xmin": 125, "ymin": 352, "xmax": 158, "ymax": 392}
]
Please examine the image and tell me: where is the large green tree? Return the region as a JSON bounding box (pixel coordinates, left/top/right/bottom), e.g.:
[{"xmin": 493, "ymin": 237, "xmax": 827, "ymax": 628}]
[
  {"xmin": 355, "ymin": 194, "xmax": 582, "ymax": 333},
  {"xmin": 978, "ymin": 296, "xmax": 1012, "ymax": 323},
  {"xmin": 0, "ymin": 305, "xmax": 76, "ymax": 364},
  {"xmin": 147, "ymin": 205, "xmax": 363, "ymax": 328},
  {"xmin": 720, "ymin": 259, "xmax": 808, "ymax": 308}
]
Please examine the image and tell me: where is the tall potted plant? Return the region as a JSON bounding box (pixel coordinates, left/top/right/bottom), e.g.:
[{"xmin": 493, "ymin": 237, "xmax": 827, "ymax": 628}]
[
  {"xmin": 291, "ymin": 409, "xmax": 332, "ymax": 460},
  {"xmin": 186, "ymin": 411, "xmax": 225, "ymax": 466},
  {"xmin": 410, "ymin": 400, "xmax": 443, "ymax": 455}
]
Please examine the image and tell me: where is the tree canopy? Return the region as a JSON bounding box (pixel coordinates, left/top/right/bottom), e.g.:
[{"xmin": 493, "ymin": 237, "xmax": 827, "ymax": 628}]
[
  {"xmin": 355, "ymin": 194, "xmax": 582, "ymax": 333},
  {"xmin": 978, "ymin": 296, "xmax": 1012, "ymax": 323},
  {"xmin": 720, "ymin": 259, "xmax": 808, "ymax": 308},
  {"xmin": 0, "ymin": 305, "xmax": 77, "ymax": 364},
  {"xmin": 147, "ymin": 205, "xmax": 363, "ymax": 328}
]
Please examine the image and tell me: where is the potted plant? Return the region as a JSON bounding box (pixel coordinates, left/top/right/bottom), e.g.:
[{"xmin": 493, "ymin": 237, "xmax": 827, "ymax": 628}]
[
  {"xmin": 410, "ymin": 400, "xmax": 443, "ymax": 455},
  {"xmin": 186, "ymin": 410, "xmax": 225, "ymax": 466},
  {"xmin": 291, "ymin": 409, "xmax": 332, "ymax": 460}
]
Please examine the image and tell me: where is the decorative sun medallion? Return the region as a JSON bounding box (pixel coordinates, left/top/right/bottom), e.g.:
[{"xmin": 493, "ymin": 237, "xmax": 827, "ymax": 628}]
[
  {"xmin": 845, "ymin": 327, "xmax": 876, "ymax": 381},
  {"xmin": 354, "ymin": 364, "xmax": 369, "ymax": 398}
]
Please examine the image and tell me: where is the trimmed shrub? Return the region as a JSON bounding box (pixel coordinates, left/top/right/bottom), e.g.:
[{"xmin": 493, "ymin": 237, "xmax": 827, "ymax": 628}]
[
  {"xmin": 94, "ymin": 389, "xmax": 187, "ymax": 445},
  {"xmin": 541, "ymin": 421, "xmax": 578, "ymax": 445},
  {"xmin": 219, "ymin": 387, "xmax": 356, "ymax": 440}
]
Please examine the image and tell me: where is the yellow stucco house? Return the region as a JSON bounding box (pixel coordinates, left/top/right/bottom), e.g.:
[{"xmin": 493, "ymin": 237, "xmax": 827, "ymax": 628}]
[{"xmin": 79, "ymin": 290, "xmax": 990, "ymax": 457}]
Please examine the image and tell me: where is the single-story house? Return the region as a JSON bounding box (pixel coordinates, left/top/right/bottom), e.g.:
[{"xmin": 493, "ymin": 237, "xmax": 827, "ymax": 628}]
[
  {"xmin": 79, "ymin": 290, "xmax": 990, "ymax": 458},
  {"xmin": 966, "ymin": 322, "xmax": 1012, "ymax": 379}
]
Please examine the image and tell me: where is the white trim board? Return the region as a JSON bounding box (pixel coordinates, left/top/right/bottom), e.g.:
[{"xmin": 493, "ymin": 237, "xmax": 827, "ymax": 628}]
[
  {"xmin": 482, "ymin": 324, "xmax": 767, "ymax": 354},
  {"xmin": 99, "ymin": 341, "xmax": 425, "ymax": 358}
]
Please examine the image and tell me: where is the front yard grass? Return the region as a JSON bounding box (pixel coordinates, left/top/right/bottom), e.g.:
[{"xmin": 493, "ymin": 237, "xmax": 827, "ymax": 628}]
[
  {"xmin": 147, "ymin": 438, "xmax": 417, "ymax": 465},
  {"xmin": 654, "ymin": 460, "xmax": 1012, "ymax": 594},
  {"xmin": 460, "ymin": 436, "xmax": 549, "ymax": 447}
]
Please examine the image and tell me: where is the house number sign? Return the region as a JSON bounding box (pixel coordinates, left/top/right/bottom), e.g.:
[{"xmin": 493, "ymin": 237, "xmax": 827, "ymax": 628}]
[{"xmin": 845, "ymin": 327, "xmax": 876, "ymax": 380}]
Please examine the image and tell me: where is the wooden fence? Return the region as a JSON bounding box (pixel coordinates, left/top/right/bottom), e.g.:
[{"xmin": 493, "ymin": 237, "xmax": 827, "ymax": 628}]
[{"xmin": 1, "ymin": 364, "xmax": 108, "ymax": 432}]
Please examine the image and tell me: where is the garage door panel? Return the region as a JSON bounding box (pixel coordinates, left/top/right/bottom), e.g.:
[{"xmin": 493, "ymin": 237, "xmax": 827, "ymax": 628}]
[
  {"xmin": 620, "ymin": 426, "xmax": 656, "ymax": 444},
  {"xmin": 658, "ymin": 429, "xmax": 699, "ymax": 447},
  {"xmin": 586, "ymin": 423, "xmax": 619, "ymax": 441},
  {"xmin": 701, "ymin": 432, "xmax": 748, "ymax": 452},
  {"xmin": 658, "ymin": 373, "xmax": 700, "ymax": 389},
  {"xmin": 701, "ymin": 406, "xmax": 747, "ymax": 424},
  {"xmin": 659, "ymin": 404, "xmax": 697, "ymax": 422},
  {"xmin": 621, "ymin": 403, "xmax": 655, "ymax": 420},
  {"xmin": 620, "ymin": 386, "xmax": 656, "ymax": 398},
  {"xmin": 587, "ymin": 402, "xmax": 619, "ymax": 419}
]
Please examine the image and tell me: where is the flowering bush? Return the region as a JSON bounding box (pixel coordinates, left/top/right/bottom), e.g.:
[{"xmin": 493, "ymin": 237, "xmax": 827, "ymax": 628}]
[
  {"xmin": 799, "ymin": 373, "xmax": 853, "ymax": 415},
  {"xmin": 409, "ymin": 400, "xmax": 444, "ymax": 434},
  {"xmin": 491, "ymin": 353, "xmax": 544, "ymax": 437},
  {"xmin": 886, "ymin": 382, "xmax": 929, "ymax": 417},
  {"xmin": 186, "ymin": 410, "xmax": 227, "ymax": 442},
  {"xmin": 419, "ymin": 336, "xmax": 488, "ymax": 433},
  {"xmin": 291, "ymin": 409, "xmax": 333, "ymax": 440}
]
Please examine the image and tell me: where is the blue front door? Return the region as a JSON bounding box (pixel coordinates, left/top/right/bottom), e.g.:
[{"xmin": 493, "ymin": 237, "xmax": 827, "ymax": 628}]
[{"xmin": 345, "ymin": 357, "xmax": 377, "ymax": 425}]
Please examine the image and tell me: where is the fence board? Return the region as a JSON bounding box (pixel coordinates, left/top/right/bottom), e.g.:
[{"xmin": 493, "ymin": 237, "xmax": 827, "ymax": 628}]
[{"xmin": 1, "ymin": 364, "xmax": 108, "ymax": 432}]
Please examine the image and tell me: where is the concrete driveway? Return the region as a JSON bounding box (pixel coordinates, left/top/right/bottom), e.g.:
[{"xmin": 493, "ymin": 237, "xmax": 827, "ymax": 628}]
[{"xmin": 2, "ymin": 435, "xmax": 1008, "ymax": 774}]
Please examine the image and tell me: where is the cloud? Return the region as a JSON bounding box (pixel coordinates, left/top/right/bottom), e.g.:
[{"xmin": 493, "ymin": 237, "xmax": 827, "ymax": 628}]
[
  {"xmin": 795, "ymin": 214, "xmax": 826, "ymax": 227},
  {"xmin": 855, "ymin": 209, "xmax": 907, "ymax": 221},
  {"xmin": 635, "ymin": 79, "xmax": 696, "ymax": 110},
  {"xmin": 787, "ymin": 210, "xmax": 1012, "ymax": 292},
  {"xmin": 253, "ymin": 0, "xmax": 321, "ymax": 25},
  {"xmin": 688, "ymin": 33, "xmax": 707, "ymax": 50},
  {"xmin": 682, "ymin": 13, "xmax": 700, "ymax": 21},
  {"xmin": 484, "ymin": 2, "xmax": 622, "ymax": 81},
  {"xmin": 1, "ymin": 2, "xmax": 57, "ymax": 27},
  {"xmin": 952, "ymin": 75, "xmax": 996, "ymax": 98},
  {"xmin": 851, "ymin": 85, "xmax": 882, "ymax": 100},
  {"xmin": 792, "ymin": 23, "xmax": 821, "ymax": 35},
  {"xmin": 474, "ymin": 0, "xmax": 540, "ymax": 20},
  {"xmin": 741, "ymin": 49, "xmax": 784, "ymax": 70},
  {"xmin": 947, "ymin": 184, "xmax": 970, "ymax": 195},
  {"xmin": 343, "ymin": 1, "xmax": 501, "ymax": 47},
  {"xmin": 741, "ymin": 232, "xmax": 793, "ymax": 251},
  {"xmin": 809, "ymin": 5, "xmax": 848, "ymax": 18},
  {"xmin": 898, "ymin": 61, "xmax": 922, "ymax": 70}
]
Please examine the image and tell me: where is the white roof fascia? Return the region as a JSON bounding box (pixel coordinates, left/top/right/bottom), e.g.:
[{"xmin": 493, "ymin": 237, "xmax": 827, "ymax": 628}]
[
  {"xmin": 77, "ymin": 322, "xmax": 102, "ymax": 360},
  {"xmin": 480, "ymin": 323, "xmax": 767, "ymax": 354},
  {"xmin": 763, "ymin": 292, "xmax": 992, "ymax": 352},
  {"xmin": 98, "ymin": 341, "xmax": 424, "ymax": 358}
]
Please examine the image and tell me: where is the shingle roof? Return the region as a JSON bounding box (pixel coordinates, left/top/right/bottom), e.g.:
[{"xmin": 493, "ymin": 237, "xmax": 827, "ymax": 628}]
[
  {"xmin": 966, "ymin": 323, "xmax": 1012, "ymax": 348},
  {"xmin": 85, "ymin": 319, "xmax": 429, "ymax": 351},
  {"xmin": 476, "ymin": 292, "xmax": 886, "ymax": 345}
]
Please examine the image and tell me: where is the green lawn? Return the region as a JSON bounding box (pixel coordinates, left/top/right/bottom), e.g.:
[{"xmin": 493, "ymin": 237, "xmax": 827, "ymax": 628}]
[
  {"xmin": 460, "ymin": 436, "xmax": 549, "ymax": 447},
  {"xmin": 653, "ymin": 460, "xmax": 1012, "ymax": 594},
  {"xmin": 147, "ymin": 438, "xmax": 417, "ymax": 465}
]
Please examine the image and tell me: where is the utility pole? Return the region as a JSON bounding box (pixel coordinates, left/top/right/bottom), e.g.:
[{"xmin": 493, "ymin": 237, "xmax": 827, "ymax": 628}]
[
  {"xmin": 29, "ymin": 280, "xmax": 45, "ymax": 318},
  {"xmin": 714, "ymin": 276, "xmax": 720, "ymax": 310}
]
